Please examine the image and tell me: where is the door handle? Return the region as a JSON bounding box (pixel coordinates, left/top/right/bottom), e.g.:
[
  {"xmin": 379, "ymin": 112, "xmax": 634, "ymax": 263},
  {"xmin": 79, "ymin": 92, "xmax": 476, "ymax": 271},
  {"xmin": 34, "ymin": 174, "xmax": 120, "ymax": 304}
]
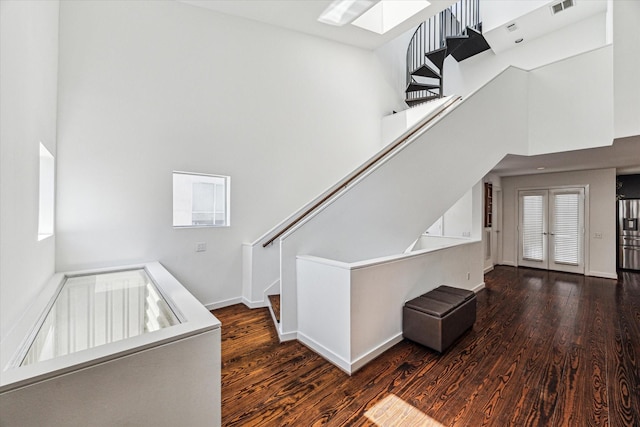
[{"xmin": 542, "ymin": 232, "xmax": 548, "ymax": 235}]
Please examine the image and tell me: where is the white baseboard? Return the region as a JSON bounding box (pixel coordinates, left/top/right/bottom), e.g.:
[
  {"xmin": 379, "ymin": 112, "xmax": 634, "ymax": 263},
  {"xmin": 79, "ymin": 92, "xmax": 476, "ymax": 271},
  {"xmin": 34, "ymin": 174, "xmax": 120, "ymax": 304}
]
[
  {"xmin": 586, "ymin": 271, "xmax": 618, "ymax": 280},
  {"xmin": 472, "ymin": 282, "xmax": 486, "ymax": 293},
  {"xmin": 278, "ymin": 331, "xmax": 297, "ymax": 342},
  {"xmin": 483, "ymin": 265, "xmax": 494, "ymax": 274},
  {"xmin": 205, "ymin": 297, "xmax": 243, "ymax": 311},
  {"xmin": 208, "ymin": 296, "xmax": 273, "ymax": 310},
  {"xmin": 297, "ymin": 331, "xmax": 352, "ymax": 374},
  {"xmin": 297, "ymin": 331, "xmax": 404, "ymax": 375},
  {"xmin": 241, "ymin": 296, "xmax": 268, "ymax": 309},
  {"xmin": 500, "ymin": 261, "xmax": 517, "ymax": 267},
  {"xmin": 350, "ymin": 333, "xmax": 404, "ymax": 374}
]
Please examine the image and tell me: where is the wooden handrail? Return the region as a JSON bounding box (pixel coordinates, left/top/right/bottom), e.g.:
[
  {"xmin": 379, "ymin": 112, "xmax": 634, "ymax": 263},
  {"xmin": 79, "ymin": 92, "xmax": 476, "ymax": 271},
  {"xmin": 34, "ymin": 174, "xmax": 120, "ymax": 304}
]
[{"xmin": 261, "ymin": 96, "xmax": 462, "ymax": 248}]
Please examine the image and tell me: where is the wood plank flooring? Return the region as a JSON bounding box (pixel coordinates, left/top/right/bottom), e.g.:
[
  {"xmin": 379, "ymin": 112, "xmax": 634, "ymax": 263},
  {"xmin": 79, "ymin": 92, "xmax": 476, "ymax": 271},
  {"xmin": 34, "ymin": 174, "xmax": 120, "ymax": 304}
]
[{"xmin": 213, "ymin": 266, "xmax": 640, "ymax": 426}]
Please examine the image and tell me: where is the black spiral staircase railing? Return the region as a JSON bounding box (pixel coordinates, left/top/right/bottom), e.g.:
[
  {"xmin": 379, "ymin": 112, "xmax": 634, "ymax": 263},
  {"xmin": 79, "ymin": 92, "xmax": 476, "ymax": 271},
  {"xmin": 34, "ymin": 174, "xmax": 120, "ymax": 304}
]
[{"xmin": 406, "ymin": 0, "xmax": 490, "ymax": 107}]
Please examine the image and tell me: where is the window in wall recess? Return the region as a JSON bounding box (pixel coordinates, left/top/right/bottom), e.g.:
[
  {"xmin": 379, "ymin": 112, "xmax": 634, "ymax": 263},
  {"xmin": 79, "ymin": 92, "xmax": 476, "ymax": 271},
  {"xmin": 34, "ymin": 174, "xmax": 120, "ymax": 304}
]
[
  {"xmin": 173, "ymin": 172, "xmax": 230, "ymax": 228},
  {"xmin": 38, "ymin": 143, "xmax": 55, "ymax": 240}
]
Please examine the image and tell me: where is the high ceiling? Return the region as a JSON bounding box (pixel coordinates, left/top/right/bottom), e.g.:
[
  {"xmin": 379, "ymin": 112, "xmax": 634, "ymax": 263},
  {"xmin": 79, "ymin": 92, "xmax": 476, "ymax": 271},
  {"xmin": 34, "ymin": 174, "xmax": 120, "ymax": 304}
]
[
  {"xmin": 177, "ymin": 0, "xmax": 458, "ymax": 50},
  {"xmin": 177, "ymin": 0, "xmax": 639, "ymax": 177}
]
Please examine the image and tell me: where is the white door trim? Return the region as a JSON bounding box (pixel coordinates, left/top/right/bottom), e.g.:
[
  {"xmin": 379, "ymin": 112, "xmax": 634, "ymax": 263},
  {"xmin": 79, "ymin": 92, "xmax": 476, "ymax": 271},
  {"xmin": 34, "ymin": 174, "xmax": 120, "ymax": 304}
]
[{"xmin": 516, "ymin": 185, "xmax": 589, "ymax": 275}]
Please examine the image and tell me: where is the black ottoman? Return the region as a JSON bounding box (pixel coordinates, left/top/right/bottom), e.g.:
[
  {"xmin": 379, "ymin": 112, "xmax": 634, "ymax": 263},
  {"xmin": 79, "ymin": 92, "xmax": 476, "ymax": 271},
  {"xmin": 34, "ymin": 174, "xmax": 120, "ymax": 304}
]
[{"xmin": 403, "ymin": 285, "xmax": 476, "ymax": 352}]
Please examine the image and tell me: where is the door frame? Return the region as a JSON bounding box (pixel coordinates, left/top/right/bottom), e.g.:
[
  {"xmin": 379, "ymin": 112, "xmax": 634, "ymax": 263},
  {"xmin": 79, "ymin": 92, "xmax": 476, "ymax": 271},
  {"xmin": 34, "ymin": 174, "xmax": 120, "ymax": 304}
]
[
  {"xmin": 494, "ymin": 189, "xmax": 503, "ymax": 266},
  {"xmin": 515, "ymin": 185, "xmax": 590, "ymax": 275}
]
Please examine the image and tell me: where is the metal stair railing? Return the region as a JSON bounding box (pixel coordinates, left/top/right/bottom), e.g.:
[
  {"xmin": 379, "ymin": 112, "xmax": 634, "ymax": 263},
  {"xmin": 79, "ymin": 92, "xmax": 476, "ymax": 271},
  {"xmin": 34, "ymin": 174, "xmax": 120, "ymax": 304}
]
[{"xmin": 406, "ymin": 0, "xmax": 480, "ymax": 106}]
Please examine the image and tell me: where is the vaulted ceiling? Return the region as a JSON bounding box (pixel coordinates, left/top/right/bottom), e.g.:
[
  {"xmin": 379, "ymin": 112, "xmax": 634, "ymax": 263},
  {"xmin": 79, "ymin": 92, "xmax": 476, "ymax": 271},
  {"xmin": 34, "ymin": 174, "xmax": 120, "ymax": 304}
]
[{"xmin": 177, "ymin": 0, "xmax": 458, "ymax": 50}]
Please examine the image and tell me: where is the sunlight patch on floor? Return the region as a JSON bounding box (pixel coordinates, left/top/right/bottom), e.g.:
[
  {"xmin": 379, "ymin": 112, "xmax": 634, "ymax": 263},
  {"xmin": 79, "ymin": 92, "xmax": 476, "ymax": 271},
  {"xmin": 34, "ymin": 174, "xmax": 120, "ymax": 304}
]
[{"xmin": 364, "ymin": 394, "xmax": 445, "ymax": 427}]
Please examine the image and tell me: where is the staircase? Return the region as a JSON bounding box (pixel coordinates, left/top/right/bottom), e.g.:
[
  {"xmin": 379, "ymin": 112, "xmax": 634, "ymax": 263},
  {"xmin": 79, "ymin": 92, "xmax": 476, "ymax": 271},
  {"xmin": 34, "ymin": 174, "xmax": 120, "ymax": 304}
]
[{"xmin": 406, "ymin": 0, "xmax": 490, "ymax": 107}]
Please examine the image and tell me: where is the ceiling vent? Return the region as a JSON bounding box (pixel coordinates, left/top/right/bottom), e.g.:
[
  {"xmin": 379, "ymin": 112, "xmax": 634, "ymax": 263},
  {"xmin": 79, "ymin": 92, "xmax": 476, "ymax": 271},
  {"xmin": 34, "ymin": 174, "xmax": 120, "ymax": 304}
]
[
  {"xmin": 550, "ymin": 0, "xmax": 574, "ymax": 15},
  {"xmin": 506, "ymin": 22, "xmax": 518, "ymax": 32}
]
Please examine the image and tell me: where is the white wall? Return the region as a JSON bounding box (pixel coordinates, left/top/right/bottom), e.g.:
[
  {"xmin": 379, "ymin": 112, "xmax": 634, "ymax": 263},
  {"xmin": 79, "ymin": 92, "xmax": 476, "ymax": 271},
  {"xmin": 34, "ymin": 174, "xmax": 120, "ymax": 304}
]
[
  {"xmin": 442, "ymin": 188, "xmax": 473, "ymax": 238},
  {"xmin": 55, "ymin": 1, "xmax": 400, "ymax": 306},
  {"xmin": 528, "ymin": 45, "xmax": 613, "ymax": 154},
  {"xmin": 481, "ymin": 0, "xmax": 550, "ymax": 33},
  {"xmin": 381, "ymin": 96, "xmax": 453, "ymax": 146},
  {"xmin": 374, "ymin": 24, "xmax": 419, "ymax": 106},
  {"xmin": 0, "ymin": 1, "xmax": 59, "ymax": 343},
  {"xmin": 501, "ymin": 168, "xmax": 616, "ymax": 278},
  {"xmin": 613, "ymin": 0, "xmax": 640, "ymax": 139},
  {"xmin": 444, "ymin": 12, "xmax": 607, "ymax": 97}
]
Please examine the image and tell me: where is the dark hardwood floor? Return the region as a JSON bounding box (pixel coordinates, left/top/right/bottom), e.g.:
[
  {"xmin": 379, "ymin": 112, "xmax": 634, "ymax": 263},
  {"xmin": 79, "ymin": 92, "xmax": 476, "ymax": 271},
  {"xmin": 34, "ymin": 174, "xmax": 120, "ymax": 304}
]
[{"xmin": 213, "ymin": 266, "xmax": 640, "ymax": 426}]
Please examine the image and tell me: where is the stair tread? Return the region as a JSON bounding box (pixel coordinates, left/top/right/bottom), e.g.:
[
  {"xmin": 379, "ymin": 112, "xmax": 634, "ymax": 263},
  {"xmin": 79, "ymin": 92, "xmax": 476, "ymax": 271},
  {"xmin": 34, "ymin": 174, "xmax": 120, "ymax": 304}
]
[
  {"xmin": 425, "ymin": 47, "xmax": 447, "ymax": 70},
  {"xmin": 406, "ymin": 81, "xmax": 441, "ymax": 93},
  {"xmin": 445, "ymin": 35, "xmax": 469, "ymax": 56},
  {"xmin": 450, "ymin": 26, "xmax": 490, "ymax": 61},
  {"xmin": 410, "ymin": 63, "xmax": 441, "ymax": 79}
]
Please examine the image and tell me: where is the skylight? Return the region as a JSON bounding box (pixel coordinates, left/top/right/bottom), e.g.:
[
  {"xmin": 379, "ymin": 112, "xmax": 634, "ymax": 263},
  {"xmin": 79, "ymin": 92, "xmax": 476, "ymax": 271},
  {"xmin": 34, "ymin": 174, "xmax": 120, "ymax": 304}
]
[
  {"xmin": 351, "ymin": 0, "xmax": 431, "ymax": 35},
  {"xmin": 318, "ymin": 0, "xmax": 379, "ymax": 26}
]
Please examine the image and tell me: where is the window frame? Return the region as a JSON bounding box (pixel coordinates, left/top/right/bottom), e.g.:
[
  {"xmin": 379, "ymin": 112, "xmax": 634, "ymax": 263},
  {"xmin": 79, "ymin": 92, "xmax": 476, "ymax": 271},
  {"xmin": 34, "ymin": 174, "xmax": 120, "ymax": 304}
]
[{"xmin": 172, "ymin": 171, "xmax": 230, "ymax": 229}]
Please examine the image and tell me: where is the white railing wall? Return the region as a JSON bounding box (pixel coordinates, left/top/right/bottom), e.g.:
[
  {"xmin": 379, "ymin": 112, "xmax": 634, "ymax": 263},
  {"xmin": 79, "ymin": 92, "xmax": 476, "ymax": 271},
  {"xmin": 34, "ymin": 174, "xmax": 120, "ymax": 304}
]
[{"xmin": 297, "ymin": 240, "xmax": 484, "ymax": 374}]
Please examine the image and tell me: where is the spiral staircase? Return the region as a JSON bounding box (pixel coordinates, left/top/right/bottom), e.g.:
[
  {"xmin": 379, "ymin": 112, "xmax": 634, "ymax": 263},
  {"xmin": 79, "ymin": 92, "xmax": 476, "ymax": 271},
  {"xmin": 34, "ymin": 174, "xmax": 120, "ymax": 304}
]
[{"xmin": 406, "ymin": 0, "xmax": 490, "ymax": 107}]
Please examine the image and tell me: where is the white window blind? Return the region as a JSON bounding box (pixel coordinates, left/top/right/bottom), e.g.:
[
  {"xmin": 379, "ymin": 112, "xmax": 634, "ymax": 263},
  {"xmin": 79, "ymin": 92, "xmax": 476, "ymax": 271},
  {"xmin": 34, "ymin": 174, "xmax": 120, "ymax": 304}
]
[
  {"xmin": 552, "ymin": 193, "xmax": 579, "ymax": 265},
  {"xmin": 522, "ymin": 195, "xmax": 544, "ymax": 261}
]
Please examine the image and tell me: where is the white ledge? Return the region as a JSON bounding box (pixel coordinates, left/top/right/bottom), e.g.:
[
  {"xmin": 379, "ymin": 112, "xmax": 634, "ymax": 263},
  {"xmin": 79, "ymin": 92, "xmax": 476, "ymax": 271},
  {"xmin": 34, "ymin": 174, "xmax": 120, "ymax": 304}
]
[{"xmin": 297, "ymin": 238, "xmax": 480, "ymax": 271}]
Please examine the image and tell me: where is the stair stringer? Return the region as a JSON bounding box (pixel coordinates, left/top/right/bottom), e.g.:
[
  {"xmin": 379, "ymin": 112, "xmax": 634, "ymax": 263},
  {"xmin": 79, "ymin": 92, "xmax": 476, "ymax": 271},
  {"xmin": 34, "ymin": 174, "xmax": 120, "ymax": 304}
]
[{"xmin": 279, "ymin": 67, "xmax": 530, "ymax": 335}]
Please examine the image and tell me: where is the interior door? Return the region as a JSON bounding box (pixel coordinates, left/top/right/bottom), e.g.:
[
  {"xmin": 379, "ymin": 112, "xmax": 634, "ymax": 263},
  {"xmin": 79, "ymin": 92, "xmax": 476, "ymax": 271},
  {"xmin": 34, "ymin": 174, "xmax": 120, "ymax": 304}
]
[
  {"xmin": 518, "ymin": 188, "xmax": 585, "ymax": 274},
  {"xmin": 518, "ymin": 190, "xmax": 549, "ymax": 269},
  {"xmin": 548, "ymin": 188, "xmax": 585, "ymax": 274}
]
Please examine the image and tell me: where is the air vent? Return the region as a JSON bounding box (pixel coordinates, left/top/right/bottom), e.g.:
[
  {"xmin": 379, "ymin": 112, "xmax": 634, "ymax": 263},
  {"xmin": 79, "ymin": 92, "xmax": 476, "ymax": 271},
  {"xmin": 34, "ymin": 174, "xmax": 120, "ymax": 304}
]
[
  {"xmin": 506, "ymin": 23, "xmax": 518, "ymax": 32},
  {"xmin": 550, "ymin": 0, "xmax": 574, "ymax": 15}
]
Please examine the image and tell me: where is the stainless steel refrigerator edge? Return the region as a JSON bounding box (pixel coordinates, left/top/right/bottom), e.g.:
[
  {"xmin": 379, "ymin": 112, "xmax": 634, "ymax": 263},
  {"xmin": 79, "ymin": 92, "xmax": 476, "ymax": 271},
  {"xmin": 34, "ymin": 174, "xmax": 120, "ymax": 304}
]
[{"xmin": 619, "ymin": 199, "xmax": 640, "ymax": 270}]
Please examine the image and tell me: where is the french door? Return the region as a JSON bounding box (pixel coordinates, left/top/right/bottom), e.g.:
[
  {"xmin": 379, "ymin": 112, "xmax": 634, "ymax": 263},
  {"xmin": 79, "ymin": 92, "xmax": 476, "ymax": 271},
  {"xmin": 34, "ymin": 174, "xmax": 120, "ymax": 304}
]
[{"xmin": 518, "ymin": 188, "xmax": 585, "ymax": 274}]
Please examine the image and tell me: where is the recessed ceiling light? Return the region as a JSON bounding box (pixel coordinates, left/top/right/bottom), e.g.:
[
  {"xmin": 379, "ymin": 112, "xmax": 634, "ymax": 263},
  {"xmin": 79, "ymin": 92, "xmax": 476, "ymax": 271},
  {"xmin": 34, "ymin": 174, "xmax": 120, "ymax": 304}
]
[
  {"xmin": 515, "ymin": 38, "xmax": 524, "ymax": 44},
  {"xmin": 537, "ymin": 167, "xmax": 546, "ymax": 170}
]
